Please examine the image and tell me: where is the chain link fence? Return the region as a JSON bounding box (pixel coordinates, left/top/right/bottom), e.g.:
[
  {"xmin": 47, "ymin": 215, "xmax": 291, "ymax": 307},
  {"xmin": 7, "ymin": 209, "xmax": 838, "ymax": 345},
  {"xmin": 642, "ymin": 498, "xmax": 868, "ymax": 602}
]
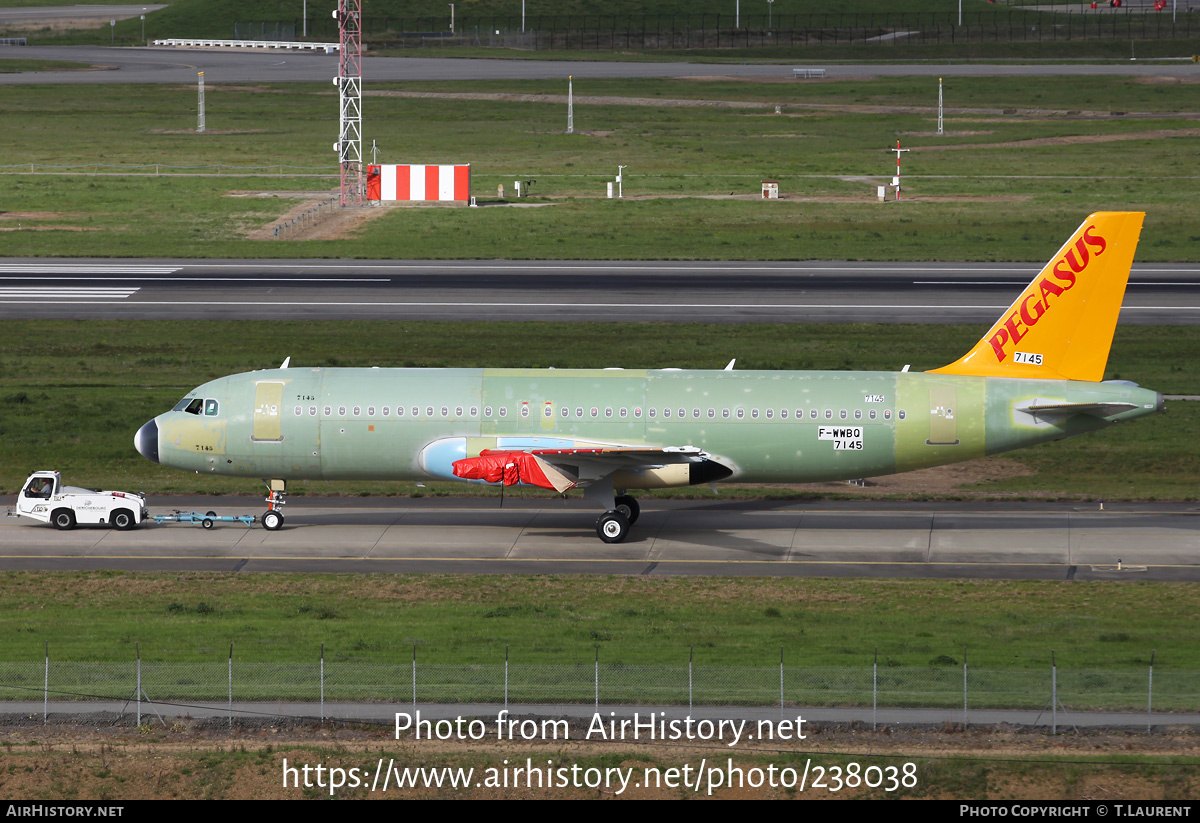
[
  {"xmin": 1, "ymin": 651, "xmax": 1195, "ymax": 722},
  {"xmin": 232, "ymin": 22, "xmax": 296, "ymax": 42},
  {"xmin": 253, "ymin": 10, "xmax": 1198, "ymax": 48}
]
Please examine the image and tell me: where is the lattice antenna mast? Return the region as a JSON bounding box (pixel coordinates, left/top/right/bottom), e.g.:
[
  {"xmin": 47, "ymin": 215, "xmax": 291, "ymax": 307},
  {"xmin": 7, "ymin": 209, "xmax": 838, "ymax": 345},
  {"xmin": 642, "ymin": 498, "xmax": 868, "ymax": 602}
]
[{"xmin": 336, "ymin": 0, "xmax": 363, "ymax": 206}]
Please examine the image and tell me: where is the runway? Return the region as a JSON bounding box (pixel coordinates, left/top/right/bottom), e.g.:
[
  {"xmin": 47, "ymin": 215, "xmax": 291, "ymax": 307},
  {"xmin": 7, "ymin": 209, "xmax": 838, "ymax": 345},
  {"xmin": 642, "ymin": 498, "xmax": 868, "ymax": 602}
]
[
  {"xmin": 3, "ymin": 498, "xmax": 1198, "ymax": 581},
  {"xmin": 3, "ymin": 258, "xmax": 1200, "ymax": 323},
  {"xmin": 4, "ymin": 47, "xmax": 1200, "ymax": 86}
]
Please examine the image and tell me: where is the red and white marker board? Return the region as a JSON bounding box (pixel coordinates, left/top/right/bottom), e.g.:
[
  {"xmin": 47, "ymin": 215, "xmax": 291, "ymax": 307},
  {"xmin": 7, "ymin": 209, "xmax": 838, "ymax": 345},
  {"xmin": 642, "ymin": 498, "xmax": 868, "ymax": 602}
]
[{"xmin": 366, "ymin": 164, "xmax": 471, "ymax": 202}]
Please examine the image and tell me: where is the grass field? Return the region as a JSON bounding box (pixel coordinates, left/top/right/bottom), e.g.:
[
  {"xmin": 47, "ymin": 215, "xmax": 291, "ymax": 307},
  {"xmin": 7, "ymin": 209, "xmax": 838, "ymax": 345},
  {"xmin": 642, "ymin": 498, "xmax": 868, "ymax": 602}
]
[
  {"xmin": 0, "ymin": 58, "xmax": 91, "ymax": 72},
  {"xmin": 11, "ymin": 0, "xmax": 1197, "ymax": 53},
  {"xmin": 0, "ymin": 77, "xmax": 1198, "ymax": 260},
  {"xmin": 2, "ymin": 572, "xmax": 1196, "ymax": 668},
  {"xmin": 0, "ymin": 320, "xmax": 1192, "ymax": 499},
  {"xmin": 381, "ymin": 39, "xmax": 1200, "ymax": 61}
]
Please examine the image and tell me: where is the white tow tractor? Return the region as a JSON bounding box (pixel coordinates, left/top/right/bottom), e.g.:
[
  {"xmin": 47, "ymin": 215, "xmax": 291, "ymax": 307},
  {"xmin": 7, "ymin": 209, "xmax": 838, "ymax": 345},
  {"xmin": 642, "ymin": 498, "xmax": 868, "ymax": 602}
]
[{"xmin": 9, "ymin": 470, "xmax": 147, "ymax": 531}]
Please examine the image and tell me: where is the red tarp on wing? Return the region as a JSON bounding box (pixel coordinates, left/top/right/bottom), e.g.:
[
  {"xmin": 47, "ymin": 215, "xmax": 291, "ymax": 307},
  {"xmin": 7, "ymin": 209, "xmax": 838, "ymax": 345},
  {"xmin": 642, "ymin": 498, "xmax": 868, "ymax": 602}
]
[{"xmin": 452, "ymin": 451, "xmax": 575, "ymax": 492}]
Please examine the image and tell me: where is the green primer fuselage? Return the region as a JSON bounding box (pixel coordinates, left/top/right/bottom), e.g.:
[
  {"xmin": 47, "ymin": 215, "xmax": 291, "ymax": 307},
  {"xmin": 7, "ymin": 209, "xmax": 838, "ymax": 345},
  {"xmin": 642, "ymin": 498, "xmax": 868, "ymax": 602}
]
[{"xmin": 153, "ymin": 367, "xmax": 1161, "ymax": 487}]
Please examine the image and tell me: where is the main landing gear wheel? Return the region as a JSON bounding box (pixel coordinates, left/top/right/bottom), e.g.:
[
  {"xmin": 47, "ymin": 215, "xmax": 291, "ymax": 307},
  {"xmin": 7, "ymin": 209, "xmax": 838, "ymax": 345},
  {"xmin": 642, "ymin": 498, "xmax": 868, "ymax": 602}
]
[
  {"xmin": 261, "ymin": 510, "xmax": 284, "ymax": 531},
  {"xmin": 614, "ymin": 495, "xmax": 640, "ymax": 524},
  {"xmin": 596, "ymin": 510, "xmax": 630, "ymax": 544}
]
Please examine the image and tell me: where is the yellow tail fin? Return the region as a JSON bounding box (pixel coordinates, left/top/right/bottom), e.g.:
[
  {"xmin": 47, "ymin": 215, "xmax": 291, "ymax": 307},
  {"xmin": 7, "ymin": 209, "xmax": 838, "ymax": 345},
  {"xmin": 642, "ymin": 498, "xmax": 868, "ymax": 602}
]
[{"xmin": 929, "ymin": 211, "xmax": 1144, "ymax": 383}]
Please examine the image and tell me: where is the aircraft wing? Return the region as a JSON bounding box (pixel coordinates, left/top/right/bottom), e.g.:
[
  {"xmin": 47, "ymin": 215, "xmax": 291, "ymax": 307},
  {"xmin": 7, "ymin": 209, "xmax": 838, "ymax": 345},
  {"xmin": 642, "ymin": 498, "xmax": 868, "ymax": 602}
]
[{"xmin": 452, "ymin": 446, "xmax": 723, "ymax": 492}]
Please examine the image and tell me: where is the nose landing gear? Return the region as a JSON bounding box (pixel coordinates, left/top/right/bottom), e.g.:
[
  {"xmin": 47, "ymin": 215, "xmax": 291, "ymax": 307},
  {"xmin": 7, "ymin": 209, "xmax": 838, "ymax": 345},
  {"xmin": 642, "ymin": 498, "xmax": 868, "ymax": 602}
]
[{"xmin": 262, "ymin": 480, "xmax": 287, "ymax": 531}]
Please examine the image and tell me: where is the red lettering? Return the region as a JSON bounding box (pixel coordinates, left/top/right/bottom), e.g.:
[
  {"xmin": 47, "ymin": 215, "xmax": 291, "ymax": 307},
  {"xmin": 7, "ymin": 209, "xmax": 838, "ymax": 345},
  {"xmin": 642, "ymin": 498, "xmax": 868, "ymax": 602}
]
[
  {"xmin": 1063, "ymin": 238, "xmax": 1091, "ymax": 274},
  {"xmin": 988, "ymin": 328, "xmax": 1010, "ymax": 362},
  {"xmin": 1038, "ymin": 276, "xmax": 1065, "ymax": 303},
  {"xmin": 1019, "ymin": 293, "xmax": 1046, "ymax": 328},
  {"xmin": 1083, "ymin": 225, "xmax": 1107, "ymax": 256},
  {"xmin": 1003, "ymin": 312, "xmax": 1027, "ymax": 346},
  {"xmin": 1052, "ymin": 260, "xmax": 1077, "ymax": 288}
]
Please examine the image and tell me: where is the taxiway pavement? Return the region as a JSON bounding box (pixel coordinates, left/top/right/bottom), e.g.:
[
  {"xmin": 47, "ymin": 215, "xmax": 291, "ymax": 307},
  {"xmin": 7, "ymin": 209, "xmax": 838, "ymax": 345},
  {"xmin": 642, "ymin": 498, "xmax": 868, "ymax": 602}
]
[
  {"xmin": 4, "ymin": 47, "xmax": 1200, "ymax": 86},
  {"xmin": 4, "ymin": 498, "xmax": 1198, "ymax": 581},
  {"xmin": 3, "ymin": 258, "xmax": 1200, "ymax": 323}
]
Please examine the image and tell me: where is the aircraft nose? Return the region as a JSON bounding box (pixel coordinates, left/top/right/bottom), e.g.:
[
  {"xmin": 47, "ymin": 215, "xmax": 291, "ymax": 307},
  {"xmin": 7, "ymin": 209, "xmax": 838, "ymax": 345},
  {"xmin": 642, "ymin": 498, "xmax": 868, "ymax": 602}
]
[{"xmin": 135, "ymin": 419, "xmax": 160, "ymax": 464}]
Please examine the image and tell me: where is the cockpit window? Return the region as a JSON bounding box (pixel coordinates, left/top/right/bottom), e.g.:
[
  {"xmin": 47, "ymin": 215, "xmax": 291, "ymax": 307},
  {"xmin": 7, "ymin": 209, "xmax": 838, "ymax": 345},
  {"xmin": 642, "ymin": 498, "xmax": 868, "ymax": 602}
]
[
  {"xmin": 182, "ymin": 399, "xmax": 204, "ymax": 415},
  {"xmin": 204, "ymin": 399, "xmax": 219, "ymax": 416},
  {"xmin": 173, "ymin": 397, "xmax": 197, "ymax": 412}
]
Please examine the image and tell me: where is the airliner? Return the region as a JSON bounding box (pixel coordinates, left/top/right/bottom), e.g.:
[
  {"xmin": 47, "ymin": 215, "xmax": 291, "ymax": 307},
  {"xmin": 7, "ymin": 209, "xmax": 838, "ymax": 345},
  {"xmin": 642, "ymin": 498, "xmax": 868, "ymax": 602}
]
[{"xmin": 134, "ymin": 212, "xmax": 1162, "ymax": 542}]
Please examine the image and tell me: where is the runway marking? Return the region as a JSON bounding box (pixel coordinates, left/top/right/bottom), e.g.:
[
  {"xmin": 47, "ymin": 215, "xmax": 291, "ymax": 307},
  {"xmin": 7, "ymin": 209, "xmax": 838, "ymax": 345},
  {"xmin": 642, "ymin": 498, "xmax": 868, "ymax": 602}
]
[
  {"xmin": 138, "ymin": 505, "xmax": 1194, "ymax": 516},
  {"xmin": 916, "ymin": 281, "xmax": 1200, "ymax": 287},
  {"xmin": 0, "ymin": 265, "xmax": 179, "ymax": 274},
  {"xmin": 176, "ymin": 263, "xmax": 1200, "ymax": 274},
  {"xmin": 0, "ymin": 287, "xmax": 138, "ymax": 299},
  {"xmin": 6, "ymin": 300, "xmax": 1200, "ymax": 313},
  {"xmin": 1, "ymin": 554, "xmax": 1196, "ymax": 569},
  {"xmin": 0, "ymin": 276, "xmax": 390, "ymax": 283}
]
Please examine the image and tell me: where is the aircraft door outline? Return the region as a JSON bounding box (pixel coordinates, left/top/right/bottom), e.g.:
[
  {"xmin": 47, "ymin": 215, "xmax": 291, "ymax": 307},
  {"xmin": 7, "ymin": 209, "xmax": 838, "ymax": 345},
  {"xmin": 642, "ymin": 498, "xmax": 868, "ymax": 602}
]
[
  {"xmin": 927, "ymin": 385, "xmax": 960, "ymax": 446},
  {"xmin": 252, "ymin": 381, "xmax": 285, "ymax": 442}
]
